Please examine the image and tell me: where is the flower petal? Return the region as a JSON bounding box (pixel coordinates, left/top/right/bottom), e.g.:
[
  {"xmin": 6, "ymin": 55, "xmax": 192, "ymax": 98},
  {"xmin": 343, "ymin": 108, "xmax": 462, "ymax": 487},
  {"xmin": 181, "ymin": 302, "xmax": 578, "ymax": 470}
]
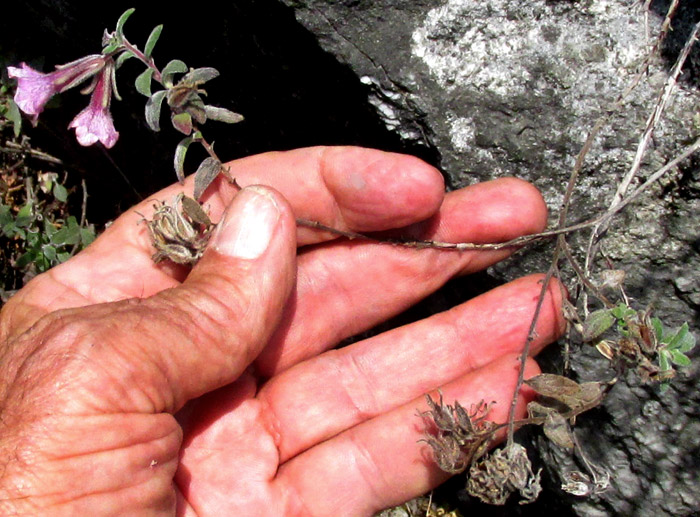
[
  {"xmin": 7, "ymin": 64, "xmax": 56, "ymax": 117},
  {"xmin": 69, "ymin": 106, "xmax": 119, "ymax": 148}
]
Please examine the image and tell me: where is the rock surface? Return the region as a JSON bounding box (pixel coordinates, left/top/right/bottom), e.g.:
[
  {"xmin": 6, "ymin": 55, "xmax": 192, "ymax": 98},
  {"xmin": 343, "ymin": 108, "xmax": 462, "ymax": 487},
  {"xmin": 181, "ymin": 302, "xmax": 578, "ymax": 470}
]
[{"xmin": 280, "ymin": 0, "xmax": 700, "ymax": 515}]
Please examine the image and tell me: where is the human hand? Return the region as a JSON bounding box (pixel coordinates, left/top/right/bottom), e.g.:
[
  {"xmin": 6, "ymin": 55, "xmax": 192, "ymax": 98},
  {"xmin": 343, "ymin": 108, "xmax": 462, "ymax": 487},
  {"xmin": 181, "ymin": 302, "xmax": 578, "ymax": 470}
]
[{"xmin": 0, "ymin": 147, "xmax": 564, "ymax": 515}]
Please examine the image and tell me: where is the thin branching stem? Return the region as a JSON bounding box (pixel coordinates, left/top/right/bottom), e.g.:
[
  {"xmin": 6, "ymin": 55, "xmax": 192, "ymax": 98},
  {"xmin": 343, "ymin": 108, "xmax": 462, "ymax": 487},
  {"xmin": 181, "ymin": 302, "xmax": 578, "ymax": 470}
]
[
  {"xmin": 119, "ymin": 38, "xmax": 162, "ymax": 82},
  {"xmin": 584, "ymin": 19, "xmax": 700, "ymax": 279}
]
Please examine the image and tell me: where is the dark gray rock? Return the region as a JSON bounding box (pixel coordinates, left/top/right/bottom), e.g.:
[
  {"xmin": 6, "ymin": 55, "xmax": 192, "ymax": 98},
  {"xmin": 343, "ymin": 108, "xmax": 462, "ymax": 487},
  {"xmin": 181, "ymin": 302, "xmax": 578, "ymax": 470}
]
[{"xmin": 279, "ymin": 0, "xmax": 700, "ymax": 515}]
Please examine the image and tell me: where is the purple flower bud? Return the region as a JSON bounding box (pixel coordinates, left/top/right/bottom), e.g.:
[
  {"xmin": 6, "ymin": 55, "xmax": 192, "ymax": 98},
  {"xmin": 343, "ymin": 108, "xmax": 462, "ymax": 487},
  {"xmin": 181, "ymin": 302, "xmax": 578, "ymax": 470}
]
[
  {"xmin": 69, "ymin": 62, "xmax": 119, "ymax": 148},
  {"xmin": 7, "ymin": 55, "xmax": 106, "ymax": 123}
]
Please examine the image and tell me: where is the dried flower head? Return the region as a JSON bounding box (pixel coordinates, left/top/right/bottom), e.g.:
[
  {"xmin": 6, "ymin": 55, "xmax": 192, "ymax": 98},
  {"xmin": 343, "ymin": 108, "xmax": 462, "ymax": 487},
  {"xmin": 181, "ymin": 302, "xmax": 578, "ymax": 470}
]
[
  {"xmin": 466, "ymin": 443, "xmax": 542, "ymax": 506},
  {"xmin": 144, "ymin": 193, "xmax": 213, "ymax": 264},
  {"xmin": 419, "ymin": 393, "xmax": 496, "ymax": 474}
]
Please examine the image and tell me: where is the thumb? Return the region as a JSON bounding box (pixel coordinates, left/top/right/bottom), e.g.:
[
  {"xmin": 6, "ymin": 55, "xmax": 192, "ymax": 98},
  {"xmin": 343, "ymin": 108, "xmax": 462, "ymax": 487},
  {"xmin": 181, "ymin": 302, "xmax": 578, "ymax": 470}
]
[{"xmin": 142, "ymin": 185, "xmax": 297, "ymax": 409}]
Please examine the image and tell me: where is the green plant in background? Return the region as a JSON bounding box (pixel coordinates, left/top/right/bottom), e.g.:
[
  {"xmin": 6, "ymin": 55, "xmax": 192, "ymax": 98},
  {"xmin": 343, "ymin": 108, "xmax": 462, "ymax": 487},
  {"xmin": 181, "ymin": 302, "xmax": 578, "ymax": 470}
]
[
  {"xmin": 586, "ymin": 303, "xmax": 696, "ymax": 391},
  {"xmin": 0, "ymin": 177, "xmax": 94, "ymax": 271},
  {"xmin": 0, "ymin": 80, "xmax": 95, "ymax": 301},
  {"xmin": 0, "ymin": 81, "xmax": 22, "ymax": 138}
]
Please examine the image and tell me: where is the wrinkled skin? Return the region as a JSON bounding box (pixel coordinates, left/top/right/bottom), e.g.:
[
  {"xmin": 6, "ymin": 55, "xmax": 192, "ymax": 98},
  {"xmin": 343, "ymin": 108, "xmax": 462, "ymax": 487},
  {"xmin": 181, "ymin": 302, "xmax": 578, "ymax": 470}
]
[{"xmin": 0, "ymin": 147, "xmax": 564, "ymax": 516}]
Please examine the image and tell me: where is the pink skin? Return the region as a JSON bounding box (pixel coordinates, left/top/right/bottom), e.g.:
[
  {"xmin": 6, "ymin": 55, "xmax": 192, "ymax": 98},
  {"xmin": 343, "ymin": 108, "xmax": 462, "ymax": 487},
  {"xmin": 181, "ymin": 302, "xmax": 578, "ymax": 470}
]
[{"xmin": 0, "ymin": 147, "xmax": 565, "ymax": 515}]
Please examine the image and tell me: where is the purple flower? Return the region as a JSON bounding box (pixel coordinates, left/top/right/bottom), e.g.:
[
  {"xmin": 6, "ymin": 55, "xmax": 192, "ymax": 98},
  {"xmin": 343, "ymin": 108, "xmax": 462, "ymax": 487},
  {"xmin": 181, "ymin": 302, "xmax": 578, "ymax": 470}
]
[
  {"xmin": 69, "ymin": 62, "xmax": 119, "ymax": 148},
  {"xmin": 8, "ymin": 55, "xmax": 106, "ymax": 123}
]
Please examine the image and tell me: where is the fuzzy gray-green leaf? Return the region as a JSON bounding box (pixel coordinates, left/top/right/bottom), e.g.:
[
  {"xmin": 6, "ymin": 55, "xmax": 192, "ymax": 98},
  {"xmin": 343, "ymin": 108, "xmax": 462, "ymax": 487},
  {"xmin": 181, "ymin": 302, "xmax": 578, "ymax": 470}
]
[
  {"xmin": 162, "ymin": 59, "xmax": 188, "ymax": 86},
  {"xmin": 115, "ymin": 8, "xmax": 135, "ymax": 37},
  {"xmin": 204, "ymin": 106, "xmax": 244, "ymax": 124},
  {"xmin": 182, "ymin": 67, "xmax": 219, "ymax": 85},
  {"xmin": 53, "ymin": 183, "xmax": 68, "ymax": 203},
  {"xmin": 144, "ymin": 24, "xmax": 163, "ymax": 57},
  {"xmin": 193, "ymin": 158, "xmax": 222, "ymax": 200},
  {"xmin": 677, "ymin": 329, "xmax": 696, "ymax": 353},
  {"xmin": 611, "ymin": 303, "xmax": 635, "ymax": 321},
  {"xmin": 171, "ymin": 112, "xmax": 193, "ymax": 135},
  {"xmin": 582, "ymin": 309, "xmax": 615, "ymax": 342},
  {"xmin": 666, "ymin": 323, "xmax": 689, "ymax": 350},
  {"xmin": 145, "ymin": 90, "xmax": 167, "ymax": 132},
  {"xmin": 669, "ymin": 350, "xmax": 691, "ymax": 367},
  {"xmin": 7, "ymin": 99, "xmax": 22, "ymax": 138},
  {"xmin": 116, "ymin": 51, "xmax": 135, "ymax": 69},
  {"xmin": 174, "ymin": 137, "xmax": 194, "ymax": 184},
  {"xmin": 135, "ymin": 68, "xmax": 154, "ymax": 97}
]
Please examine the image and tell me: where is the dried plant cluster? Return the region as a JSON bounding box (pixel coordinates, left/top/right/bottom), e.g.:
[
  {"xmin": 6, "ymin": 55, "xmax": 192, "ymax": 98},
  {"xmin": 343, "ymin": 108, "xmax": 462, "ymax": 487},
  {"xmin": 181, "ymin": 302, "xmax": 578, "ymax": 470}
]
[{"xmin": 144, "ymin": 193, "xmax": 213, "ymax": 264}]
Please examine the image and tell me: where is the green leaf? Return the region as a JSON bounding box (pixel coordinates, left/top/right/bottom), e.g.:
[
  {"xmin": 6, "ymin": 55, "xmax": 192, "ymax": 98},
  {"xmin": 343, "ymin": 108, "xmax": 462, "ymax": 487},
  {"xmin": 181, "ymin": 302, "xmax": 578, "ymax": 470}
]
[
  {"xmin": 115, "ymin": 8, "xmax": 136, "ymax": 37},
  {"xmin": 102, "ymin": 43, "xmax": 120, "ymax": 55},
  {"xmin": 56, "ymin": 252, "xmax": 71, "ymax": 263},
  {"xmin": 144, "ymin": 24, "xmax": 163, "ymax": 57},
  {"xmin": 15, "ymin": 204, "xmax": 33, "ymax": 227},
  {"xmin": 669, "ymin": 350, "xmax": 691, "ymax": 367},
  {"xmin": 60, "ymin": 217, "xmax": 82, "ymax": 246},
  {"xmin": 17, "ymin": 204, "xmax": 32, "ymax": 218},
  {"xmin": 80, "ymin": 227, "xmax": 96, "ymax": 246},
  {"xmin": 116, "ymin": 51, "xmax": 135, "ymax": 69},
  {"xmin": 145, "ymin": 90, "xmax": 167, "ymax": 132},
  {"xmin": 135, "ymin": 68, "xmax": 154, "ymax": 97},
  {"xmin": 6, "ymin": 99, "xmax": 22, "ymax": 138},
  {"xmin": 161, "ymin": 59, "xmax": 188, "ymax": 86},
  {"xmin": 42, "ymin": 244, "xmax": 57, "ymax": 263},
  {"xmin": 24, "ymin": 229, "xmax": 39, "ymax": 247},
  {"xmin": 2, "ymin": 222, "xmax": 16, "ymax": 238},
  {"xmin": 665, "ymin": 323, "xmax": 689, "ymax": 350},
  {"xmin": 53, "ymin": 183, "xmax": 68, "ymax": 203},
  {"xmin": 204, "ymin": 105, "xmax": 244, "ymax": 124},
  {"xmin": 15, "ymin": 250, "xmax": 35, "ymax": 268},
  {"xmin": 658, "ymin": 350, "xmax": 671, "ymax": 372},
  {"xmin": 611, "ymin": 303, "xmax": 635, "ymax": 321},
  {"xmin": 582, "ymin": 309, "xmax": 615, "ymax": 342},
  {"xmin": 182, "ymin": 67, "xmax": 219, "ymax": 85},
  {"xmin": 677, "ymin": 330, "xmax": 696, "ymax": 353},
  {"xmin": 0, "ymin": 204, "xmax": 13, "ymax": 225},
  {"xmin": 174, "ymin": 136, "xmax": 194, "ymax": 184},
  {"xmin": 50, "ymin": 227, "xmax": 69, "ymax": 246},
  {"xmin": 42, "ymin": 218, "xmax": 57, "ymax": 238},
  {"xmin": 193, "ymin": 157, "xmax": 222, "ymax": 200},
  {"xmin": 171, "ymin": 112, "xmax": 193, "ymax": 135}
]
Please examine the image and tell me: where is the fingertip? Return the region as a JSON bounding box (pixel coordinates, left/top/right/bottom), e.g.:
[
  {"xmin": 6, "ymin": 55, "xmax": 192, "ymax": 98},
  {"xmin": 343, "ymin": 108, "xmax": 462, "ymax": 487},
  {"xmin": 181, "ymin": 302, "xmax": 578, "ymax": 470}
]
[
  {"xmin": 320, "ymin": 147, "xmax": 445, "ymax": 229},
  {"xmin": 482, "ymin": 177, "xmax": 549, "ymax": 236},
  {"xmin": 207, "ymin": 186, "xmax": 290, "ymax": 260},
  {"xmin": 496, "ymin": 177, "xmax": 548, "ymax": 233}
]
